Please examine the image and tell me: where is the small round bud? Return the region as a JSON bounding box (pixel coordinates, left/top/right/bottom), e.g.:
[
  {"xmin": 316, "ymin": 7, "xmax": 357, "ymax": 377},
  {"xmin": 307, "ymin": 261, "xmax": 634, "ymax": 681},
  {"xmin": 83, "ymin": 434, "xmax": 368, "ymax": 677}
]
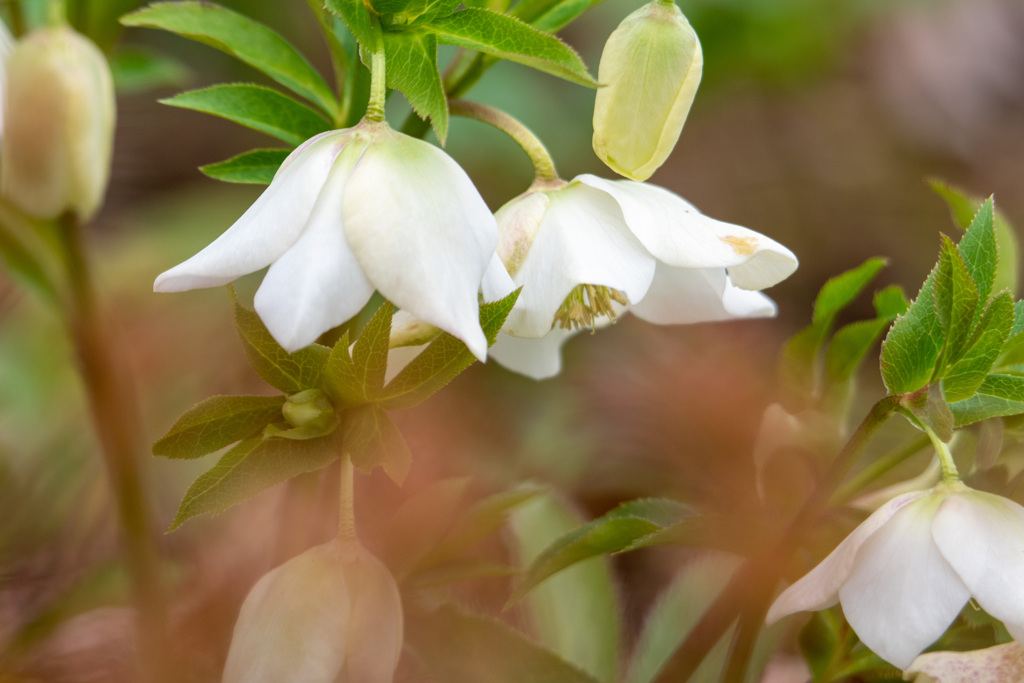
[
  {"xmin": 592, "ymin": 0, "xmax": 702, "ymax": 181},
  {"xmin": 282, "ymin": 388, "xmax": 336, "ymax": 439},
  {"xmin": 1, "ymin": 26, "xmax": 115, "ymax": 221}
]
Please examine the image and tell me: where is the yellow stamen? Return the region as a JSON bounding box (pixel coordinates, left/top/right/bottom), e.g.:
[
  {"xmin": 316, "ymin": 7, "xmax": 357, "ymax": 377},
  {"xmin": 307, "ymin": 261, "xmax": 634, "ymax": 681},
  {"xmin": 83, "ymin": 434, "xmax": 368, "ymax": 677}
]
[{"xmin": 553, "ymin": 284, "xmax": 629, "ymax": 331}]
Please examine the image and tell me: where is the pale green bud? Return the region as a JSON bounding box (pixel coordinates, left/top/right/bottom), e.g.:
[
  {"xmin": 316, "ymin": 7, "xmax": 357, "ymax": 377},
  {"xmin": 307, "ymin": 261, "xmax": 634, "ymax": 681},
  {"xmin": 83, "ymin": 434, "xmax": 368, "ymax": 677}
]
[
  {"xmin": 1, "ymin": 26, "xmax": 115, "ymax": 221},
  {"xmin": 281, "ymin": 388, "xmax": 336, "ymax": 439},
  {"xmin": 222, "ymin": 540, "xmax": 403, "ymax": 683},
  {"xmin": 592, "ymin": 0, "xmax": 702, "ymax": 181}
]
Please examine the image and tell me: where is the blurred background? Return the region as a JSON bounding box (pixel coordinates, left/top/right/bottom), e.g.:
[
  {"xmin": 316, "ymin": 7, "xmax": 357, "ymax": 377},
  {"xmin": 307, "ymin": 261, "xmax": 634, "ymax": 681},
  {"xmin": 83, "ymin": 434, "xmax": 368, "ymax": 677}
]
[{"xmin": 1, "ymin": 0, "xmax": 1024, "ymax": 679}]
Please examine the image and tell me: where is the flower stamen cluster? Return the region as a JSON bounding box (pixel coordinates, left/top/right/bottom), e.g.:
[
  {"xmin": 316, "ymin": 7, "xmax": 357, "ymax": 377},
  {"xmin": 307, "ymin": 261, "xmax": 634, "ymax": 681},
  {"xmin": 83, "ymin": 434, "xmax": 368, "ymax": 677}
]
[{"xmin": 553, "ymin": 284, "xmax": 628, "ymax": 331}]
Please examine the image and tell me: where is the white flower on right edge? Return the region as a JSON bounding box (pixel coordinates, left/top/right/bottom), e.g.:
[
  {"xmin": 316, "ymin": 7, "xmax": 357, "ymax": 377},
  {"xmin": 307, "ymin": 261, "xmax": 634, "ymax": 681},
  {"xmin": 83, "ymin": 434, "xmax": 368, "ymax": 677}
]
[
  {"xmin": 488, "ymin": 175, "xmax": 797, "ymax": 379},
  {"xmin": 766, "ymin": 481, "xmax": 1024, "ymax": 670}
]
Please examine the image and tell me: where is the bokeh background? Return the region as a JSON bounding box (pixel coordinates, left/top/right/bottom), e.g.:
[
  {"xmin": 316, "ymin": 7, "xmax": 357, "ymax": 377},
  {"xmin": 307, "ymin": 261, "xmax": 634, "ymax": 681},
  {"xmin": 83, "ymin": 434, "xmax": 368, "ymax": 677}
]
[{"xmin": 2, "ymin": 0, "xmax": 1024, "ymax": 679}]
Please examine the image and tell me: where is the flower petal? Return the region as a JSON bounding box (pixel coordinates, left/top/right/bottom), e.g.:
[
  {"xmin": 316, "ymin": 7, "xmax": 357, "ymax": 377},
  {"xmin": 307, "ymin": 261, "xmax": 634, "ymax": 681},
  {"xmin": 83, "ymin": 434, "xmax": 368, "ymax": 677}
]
[
  {"xmin": 340, "ymin": 549, "xmax": 404, "ymax": 682},
  {"xmin": 576, "ymin": 175, "xmax": 798, "ymax": 290},
  {"xmin": 489, "ymin": 327, "xmax": 580, "ymax": 380},
  {"xmin": 932, "ymin": 490, "xmax": 1024, "ymax": 642},
  {"xmin": 254, "ymin": 142, "xmax": 374, "ymax": 352},
  {"xmin": 630, "ymin": 265, "xmax": 776, "ymax": 325},
  {"xmin": 155, "ymin": 131, "xmax": 350, "ymax": 292},
  {"xmin": 839, "ymin": 493, "xmax": 969, "ymax": 669},
  {"xmin": 482, "ymin": 252, "xmax": 516, "ymax": 302},
  {"xmin": 344, "ymin": 128, "xmax": 495, "ymax": 361},
  {"xmin": 906, "ymin": 642, "xmax": 1024, "ymax": 683},
  {"xmin": 502, "ymin": 183, "xmax": 656, "ymax": 338},
  {"xmin": 767, "ymin": 490, "xmax": 927, "ymax": 625}
]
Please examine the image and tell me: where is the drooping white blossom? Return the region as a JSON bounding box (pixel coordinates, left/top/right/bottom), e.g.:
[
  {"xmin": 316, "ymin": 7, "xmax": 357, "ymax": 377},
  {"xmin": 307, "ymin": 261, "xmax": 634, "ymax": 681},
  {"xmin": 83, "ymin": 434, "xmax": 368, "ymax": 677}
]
[
  {"xmin": 156, "ymin": 120, "xmax": 512, "ymax": 360},
  {"xmin": 488, "ymin": 175, "xmax": 797, "ymax": 379},
  {"xmin": 767, "ymin": 482, "xmax": 1024, "ymax": 670}
]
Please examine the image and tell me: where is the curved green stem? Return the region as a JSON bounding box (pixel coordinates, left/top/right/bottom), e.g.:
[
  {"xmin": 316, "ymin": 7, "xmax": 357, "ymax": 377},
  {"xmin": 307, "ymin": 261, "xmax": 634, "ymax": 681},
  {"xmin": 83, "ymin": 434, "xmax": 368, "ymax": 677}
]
[
  {"xmin": 925, "ymin": 426, "xmax": 960, "ymax": 482},
  {"xmin": 830, "ymin": 434, "xmax": 930, "ymax": 505},
  {"xmin": 449, "ymin": 99, "xmax": 559, "ymax": 183}
]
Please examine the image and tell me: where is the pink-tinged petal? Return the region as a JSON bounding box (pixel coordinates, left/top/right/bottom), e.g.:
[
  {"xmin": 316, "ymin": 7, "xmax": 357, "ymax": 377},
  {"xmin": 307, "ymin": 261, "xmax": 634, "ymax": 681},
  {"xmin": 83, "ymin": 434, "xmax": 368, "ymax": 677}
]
[
  {"xmin": 767, "ymin": 490, "xmax": 927, "ymax": 625},
  {"xmin": 575, "ymin": 175, "xmax": 798, "ymax": 290},
  {"xmin": 932, "ymin": 490, "xmax": 1024, "ymax": 642},
  {"xmin": 630, "ymin": 265, "xmax": 776, "ymax": 325},
  {"xmin": 155, "ymin": 131, "xmax": 350, "ymax": 292},
  {"xmin": 906, "ymin": 643, "xmax": 1024, "ymax": 682},
  {"xmin": 254, "ymin": 143, "xmax": 374, "ymax": 352},
  {"xmin": 489, "ymin": 327, "xmax": 579, "ymax": 380},
  {"xmin": 840, "ymin": 493, "xmax": 969, "ymax": 669},
  {"xmin": 496, "ymin": 190, "xmax": 550, "ymax": 277},
  {"xmin": 344, "ymin": 127, "xmax": 495, "ymax": 361},
  {"xmin": 502, "ymin": 183, "xmax": 655, "ymax": 338}
]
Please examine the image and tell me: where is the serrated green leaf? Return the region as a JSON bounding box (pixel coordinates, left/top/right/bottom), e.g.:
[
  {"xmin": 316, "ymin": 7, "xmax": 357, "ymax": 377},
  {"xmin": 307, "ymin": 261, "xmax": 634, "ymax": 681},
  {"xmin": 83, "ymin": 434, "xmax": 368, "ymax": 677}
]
[
  {"xmin": 233, "ymin": 296, "xmax": 330, "ymax": 393},
  {"xmin": 379, "ymin": 289, "xmax": 520, "ymax": 410},
  {"xmin": 944, "ymin": 292, "xmax": 1014, "ymax": 402},
  {"xmin": 377, "ymin": 0, "xmax": 462, "ymax": 25},
  {"xmin": 341, "ymin": 404, "xmax": 411, "ymax": 484},
  {"xmin": 957, "ymin": 198, "xmax": 998, "ymax": 311},
  {"xmin": 326, "ymin": 0, "xmax": 377, "ymax": 49},
  {"xmin": 509, "ymin": 493, "xmax": 622, "ymax": 682},
  {"xmin": 322, "ymin": 331, "xmax": 365, "ymax": 408},
  {"xmin": 426, "ymin": 484, "xmax": 544, "ymax": 564},
  {"xmin": 873, "ymin": 285, "xmax": 909, "ymax": 319},
  {"xmin": 199, "ymin": 148, "xmax": 290, "ymax": 185},
  {"xmin": 933, "ymin": 234, "xmax": 979, "ymax": 363},
  {"xmin": 825, "ymin": 318, "xmax": 891, "ymax": 386},
  {"xmin": 880, "ymin": 264, "xmax": 944, "ymax": 394},
  {"xmin": 1012, "ymin": 301, "xmax": 1024, "ymax": 338},
  {"xmin": 530, "ymin": 0, "xmax": 603, "ymax": 33},
  {"xmin": 405, "ymin": 604, "xmax": 601, "ymax": 683},
  {"xmin": 122, "ymin": 2, "xmax": 337, "ymax": 116},
  {"xmin": 153, "ymin": 395, "xmax": 285, "ymax": 459},
  {"xmin": 169, "ymin": 431, "xmax": 342, "ymax": 529},
  {"xmin": 161, "ymin": 84, "xmax": 331, "ymax": 146},
  {"xmin": 623, "ymin": 514, "xmax": 767, "ymax": 556},
  {"xmin": 351, "ymin": 301, "xmax": 394, "ymax": 399},
  {"xmin": 382, "ymin": 30, "xmax": 448, "ymax": 143},
  {"xmin": 812, "ymin": 257, "xmax": 887, "ymax": 327},
  {"xmin": 109, "ymin": 46, "xmax": 188, "ymax": 95},
  {"xmin": 425, "ymin": 9, "xmax": 595, "ymax": 87},
  {"xmin": 509, "ymin": 498, "xmax": 691, "ymax": 606},
  {"xmin": 951, "ymin": 374, "xmax": 1024, "ymax": 427}
]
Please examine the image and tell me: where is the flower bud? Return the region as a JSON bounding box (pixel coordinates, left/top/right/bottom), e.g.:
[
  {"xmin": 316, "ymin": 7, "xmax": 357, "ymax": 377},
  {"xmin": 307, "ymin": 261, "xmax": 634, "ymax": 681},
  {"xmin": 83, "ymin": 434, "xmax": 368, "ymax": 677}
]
[
  {"xmin": 592, "ymin": 0, "xmax": 702, "ymax": 181},
  {"xmin": 222, "ymin": 540, "xmax": 403, "ymax": 683},
  {"xmin": 1, "ymin": 26, "xmax": 115, "ymax": 221},
  {"xmin": 282, "ymin": 388, "xmax": 337, "ymax": 439}
]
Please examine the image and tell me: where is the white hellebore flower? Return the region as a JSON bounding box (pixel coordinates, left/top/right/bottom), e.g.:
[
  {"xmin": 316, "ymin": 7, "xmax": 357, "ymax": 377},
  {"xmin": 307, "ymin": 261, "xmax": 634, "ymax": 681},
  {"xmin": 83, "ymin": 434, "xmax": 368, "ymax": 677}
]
[
  {"xmin": 222, "ymin": 540, "xmax": 403, "ymax": 683},
  {"xmin": 155, "ymin": 120, "xmax": 511, "ymax": 360},
  {"xmin": 767, "ymin": 481, "xmax": 1024, "ymax": 670},
  {"xmin": 488, "ymin": 175, "xmax": 797, "ymax": 379}
]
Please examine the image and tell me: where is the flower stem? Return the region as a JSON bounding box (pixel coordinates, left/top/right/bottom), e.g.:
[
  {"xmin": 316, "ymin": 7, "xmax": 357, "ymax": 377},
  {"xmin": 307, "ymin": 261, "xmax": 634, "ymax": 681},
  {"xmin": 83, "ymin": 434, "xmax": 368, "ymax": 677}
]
[
  {"xmin": 364, "ymin": 17, "xmax": 387, "ymax": 124},
  {"xmin": 58, "ymin": 212, "xmax": 169, "ymax": 682},
  {"xmin": 338, "ymin": 453, "xmax": 357, "ymax": 544},
  {"xmin": 830, "ymin": 433, "xmax": 931, "ymax": 505},
  {"xmin": 925, "ymin": 426, "xmax": 960, "ymax": 482},
  {"xmin": 449, "ymin": 99, "xmax": 560, "ymax": 184}
]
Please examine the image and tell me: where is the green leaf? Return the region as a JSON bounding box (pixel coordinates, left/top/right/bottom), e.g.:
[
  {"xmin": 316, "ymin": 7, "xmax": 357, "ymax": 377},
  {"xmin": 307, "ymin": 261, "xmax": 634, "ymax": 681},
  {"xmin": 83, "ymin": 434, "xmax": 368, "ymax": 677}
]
[
  {"xmin": 943, "ymin": 292, "xmax": 1014, "ymax": 402},
  {"xmin": 425, "ymin": 485, "xmax": 544, "ymax": 564},
  {"xmin": 932, "ymin": 234, "xmax": 979, "ymax": 363},
  {"xmin": 233, "ymin": 296, "xmax": 330, "ymax": 393},
  {"xmin": 169, "ymin": 431, "xmax": 342, "ymax": 529},
  {"xmin": 956, "ymin": 198, "xmax": 998, "ymax": 311},
  {"xmin": 326, "ymin": 0, "xmax": 377, "ymax": 49},
  {"xmin": 812, "ymin": 257, "xmax": 887, "ymax": 328},
  {"xmin": 375, "ymin": 0, "xmax": 462, "ymax": 25},
  {"xmin": 322, "ymin": 331, "xmax": 366, "ymax": 408},
  {"xmin": 122, "ymin": 2, "xmax": 337, "ymax": 116},
  {"xmin": 405, "ymin": 604, "xmax": 601, "ymax": 683},
  {"xmin": 951, "ymin": 374, "xmax": 1024, "ymax": 427},
  {"xmin": 379, "ymin": 289, "xmax": 520, "ymax": 410},
  {"xmin": 161, "ymin": 84, "xmax": 331, "ymax": 146},
  {"xmin": 509, "ymin": 493, "xmax": 623, "ymax": 682},
  {"xmin": 199, "ymin": 148, "xmax": 290, "ymax": 185},
  {"xmin": 342, "ymin": 404, "xmax": 411, "ymax": 484},
  {"xmin": 530, "ymin": 0, "xmax": 603, "ymax": 33},
  {"xmin": 425, "ymin": 9, "xmax": 595, "ymax": 87},
  {"xmin": 109, "ymin": 46, "xmax": 188, "ymax": 95},
  {"xmin": 798, "ymin": 611, "xmax": 844, "ymax": 682},
  {"xmin": 509, "ymin": 498, "xmax": 691, "ymax": 606},
  {"xmin": 873, "ymin": 285, "xmax": 910, "ymax": 319},
  {"xmin": 825, "ymin": 319, "xmax": 891, "ymax": 386},
  {"xmin": 153, "ymin": 395, "xmax": 285, "ymax": 459},
  {"xmin": 382, "ymin": 30, "xmax": 448, "ymax": 143},
  {"xmin": 351, "ymin": 301, "xmax": 394, "ymax": 400},
  {"xmin": 1013, "ymin": 301, "xmax": 1024, "ymax": 338},
  {"xmin": 623, "ymin": 514, "xmax": 768, "ymax": 556},
  {"xmin": 880, "ymin": 264, "xmax": 944, "ymax": 394}
]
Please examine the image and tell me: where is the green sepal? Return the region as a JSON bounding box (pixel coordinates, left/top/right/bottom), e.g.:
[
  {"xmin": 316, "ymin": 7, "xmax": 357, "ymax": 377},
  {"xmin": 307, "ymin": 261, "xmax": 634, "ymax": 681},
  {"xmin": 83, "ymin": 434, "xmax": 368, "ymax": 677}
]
[
  {"xmin": 161, "ymin": 84, "xmax": 331, "ymax": 146},
  {"xmin": 121, "ymin": 2, "xmax": 338, "ymax": 116},
  {"xmin": 951, "ymin": 374, "xmax": 1024, "ymax": 427},
  {"xmin": 152, "ymin": 395, "xmax": 285, "ymax": 459},
  {"xmin": 379, "ymin": 288, "xmax": 520, "ymax": 410},
  {"xmin": 932, "ymin": 234, "xmax": 979, "ymax": 364},
  {"xmin": 424, "ymin": 9, "xmax": 595, "ymax": 87},
  {"xmin": 382, "ymin": 30, "xmax": 448, "ymax": 143},
  {"xmin": 200, "ymin": 148, "xmax": 291, "ymax": 185},
  {"xmin": 232, "ymin": 294, "xmax": 330, "ymax": 393},
  {"xmin": 341, "ymin": 404, "xmax": 412, "ymax": 484},
  {"xmin": 943, "ymin": 292, "xmax": 1014, "ymax": 403},
  {"xmin": 169, "ymin": 430, "xmax": 343, "ymax": 530}
]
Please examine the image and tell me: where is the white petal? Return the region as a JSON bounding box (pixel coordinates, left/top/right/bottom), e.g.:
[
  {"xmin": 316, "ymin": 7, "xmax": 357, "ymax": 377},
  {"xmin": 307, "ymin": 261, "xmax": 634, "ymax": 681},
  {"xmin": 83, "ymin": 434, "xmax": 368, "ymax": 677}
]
[
  {"xmin": 344, "ymin": 128, "xmax": 495, "ymax": 361},
  {"xmin": 767, "ymin": 490, "xmax": 927, "ymax": 625},
  {"xmin": 575, "ymin": 175, "xmax": 798, "ymax": 290},
  {"xmin": 489, "ymin": 327, "xmax": 580, "ymax": 380},
  {"xmin": 906, "ymin": 642, "xmax": 1024, "ymax": 682},
  {"xmin": 496, "ymin": 190, "xmax": 550, "ymax": 276},
  {"xmin": 932, "ymin": 490, "xmax": 1024, "ymax": 642},
  {"xmin": 840, "ymin": 492, "xmax": 969, "ymax": 669},
  {"xmin": 155, "ymin": 131, "xmax": 350, "ymax": 292},
  {"xmin": 340, "ymin": 550, "xmax": 404, "ymax": 682},
  {"xmin": 254, "ymin": 143, "xmax": 374, "ymax": 352},
  {"xmin": 630, "ymin": 265, "xmax": 777, "ymax": 325},
  {"xmin": 482, "ymin": 252, "xmax": 516, "ymax": 302},
  {"xmin": 502, "ymin": 183, "xmax": 655, "ymax": 338}
]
